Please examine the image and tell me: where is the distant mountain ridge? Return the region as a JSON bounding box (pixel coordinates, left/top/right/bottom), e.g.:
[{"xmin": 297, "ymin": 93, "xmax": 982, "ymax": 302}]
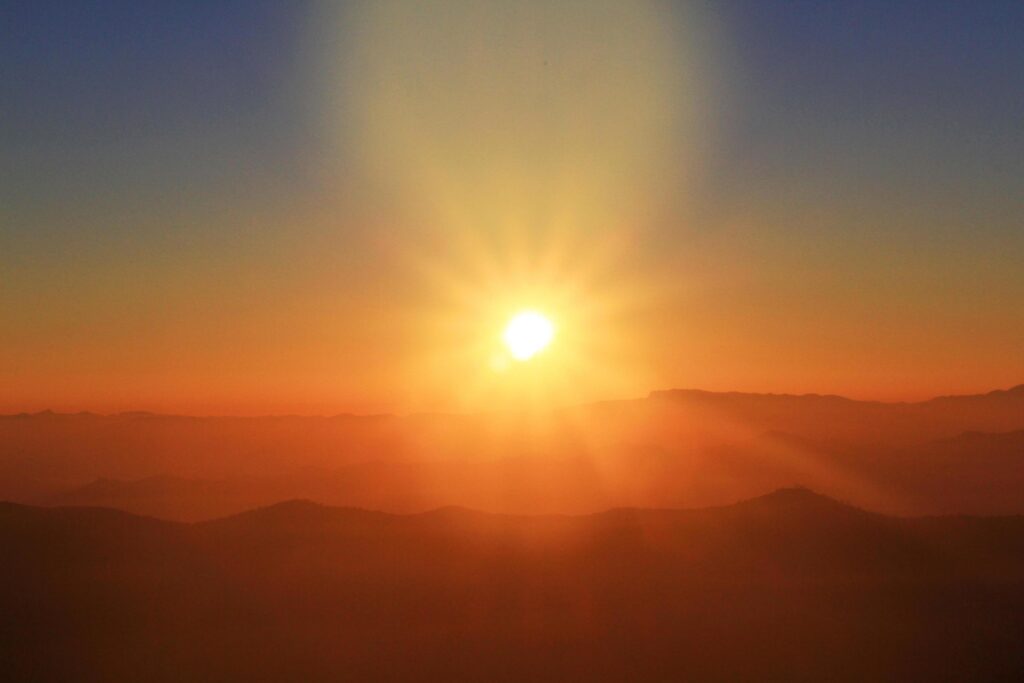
[
  {"xmin": 4, "ymin": 383, "xmax": 1024, "ymax": 520},
  {"xmin": 5, "ymin": 382, "xmax": 1024, "ymax": 421},
  {"xmin": 5, "ymin": 485, "xmax": 1016, "ymax": 570}
]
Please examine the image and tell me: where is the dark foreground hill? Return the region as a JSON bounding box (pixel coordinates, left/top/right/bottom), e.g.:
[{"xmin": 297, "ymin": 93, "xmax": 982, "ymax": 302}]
[{"xmin": 3, "ymin": 489, "xmax": 1024, "ymax": 681}]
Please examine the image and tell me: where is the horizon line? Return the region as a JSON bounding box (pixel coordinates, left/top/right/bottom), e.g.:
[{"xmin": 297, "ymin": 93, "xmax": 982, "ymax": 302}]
[{"xmin": 4, "ymin": 382, "xmax": 1022, "ymax": 421}]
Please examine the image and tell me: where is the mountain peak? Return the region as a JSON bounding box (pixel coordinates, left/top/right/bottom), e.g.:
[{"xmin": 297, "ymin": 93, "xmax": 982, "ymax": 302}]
[
  {"xmin": 730, "ymin": 487, "xmax": 865, "ymax": 516},
  {"xmin": 203, "ymin": 499, "xmax": 395, "ymax": 531}
]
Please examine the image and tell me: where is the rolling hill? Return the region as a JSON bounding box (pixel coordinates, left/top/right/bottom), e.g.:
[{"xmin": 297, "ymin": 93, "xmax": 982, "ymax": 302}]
[{"xmin": 3, "ymin": 490, "xmax": 1024, "ymax": 681}]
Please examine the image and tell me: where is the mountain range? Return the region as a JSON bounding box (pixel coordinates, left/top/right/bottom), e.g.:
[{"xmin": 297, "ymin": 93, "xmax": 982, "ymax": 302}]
[
  {"xmin": 3, "ymin": 489, "xmax": 1024, "ymax": 681},
  {"xmin": 3, "ymin": 385, "xmax": 1023, "ymax": 519}
]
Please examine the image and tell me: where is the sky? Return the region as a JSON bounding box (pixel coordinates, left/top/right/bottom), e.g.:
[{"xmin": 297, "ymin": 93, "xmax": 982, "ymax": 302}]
[{"xmin": 2, "ymin": 0, "xmax": 1023, "ymax": 415}]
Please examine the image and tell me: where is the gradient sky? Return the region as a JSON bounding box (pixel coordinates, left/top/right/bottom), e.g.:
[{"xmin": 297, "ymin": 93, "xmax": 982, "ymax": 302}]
[{"xmin": 2, "ymin": 0, "xmax": 1023, "ymax": 414}]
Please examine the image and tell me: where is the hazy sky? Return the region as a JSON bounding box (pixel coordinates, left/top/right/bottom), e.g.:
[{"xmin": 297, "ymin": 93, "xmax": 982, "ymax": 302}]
[{"xmin": 2, "ymin": 0, "xmax": 1023, "ymax": 414}]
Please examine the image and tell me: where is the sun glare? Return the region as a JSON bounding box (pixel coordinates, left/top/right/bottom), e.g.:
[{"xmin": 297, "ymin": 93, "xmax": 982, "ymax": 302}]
[{"xmin": 503, "ymin": 311, "xmax": 555, "ymax": 361}]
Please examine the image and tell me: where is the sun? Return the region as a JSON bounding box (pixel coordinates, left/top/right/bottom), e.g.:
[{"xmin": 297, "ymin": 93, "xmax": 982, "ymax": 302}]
[{"xmin": 503, "ymin": 310, "xmax": 555, "ymax": 361}]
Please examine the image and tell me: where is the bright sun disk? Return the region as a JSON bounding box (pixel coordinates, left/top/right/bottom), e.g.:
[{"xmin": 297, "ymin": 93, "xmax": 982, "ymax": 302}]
[{"xmin": 503, "ymin": 311, "xmax": 555, "ymax": 361}]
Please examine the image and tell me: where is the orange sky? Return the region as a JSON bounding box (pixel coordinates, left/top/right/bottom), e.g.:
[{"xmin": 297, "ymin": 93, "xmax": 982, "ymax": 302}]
[{"xmin": 2, "ymin": 1, "xmax": 1023, "ymax": 415}]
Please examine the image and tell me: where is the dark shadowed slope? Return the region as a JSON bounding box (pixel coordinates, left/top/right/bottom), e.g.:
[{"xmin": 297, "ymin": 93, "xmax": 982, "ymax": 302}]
[{"xmin": 3, "ymin": 491, "xmax": 1024, "ymax": 682}]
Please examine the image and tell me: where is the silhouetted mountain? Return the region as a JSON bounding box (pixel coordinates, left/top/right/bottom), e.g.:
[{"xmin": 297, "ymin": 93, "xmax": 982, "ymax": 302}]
[
  {"xmin": 726, "ymin": 485, "xmax": 862, "ymax": 515},
  {"xmin": 5, "ymin": 384, "xmax": 1024, "ymax": 520},
  {"xmin": 649, "ymin": 384, "xmax": 1024, "ymax": 442},
  {"xmin": 47, "ymin": 474, "xmax": 278, "ymax": 521},
  {"xmin": 3, "ymin": 492, "xmax": 1024, "ymax": 681}
]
